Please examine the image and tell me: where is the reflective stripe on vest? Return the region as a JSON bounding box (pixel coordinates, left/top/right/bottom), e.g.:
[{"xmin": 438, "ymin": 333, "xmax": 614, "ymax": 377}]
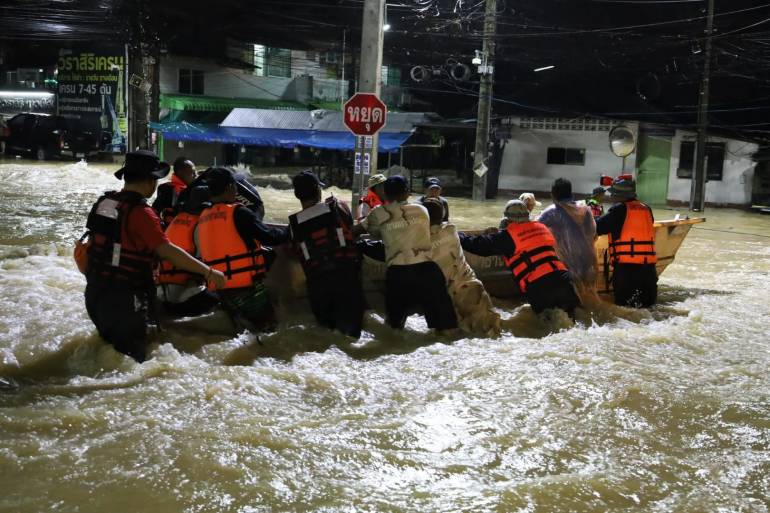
[
  {"xmin": 157, "ymin": 212, "xmax": 199, "ymax": 285},
  {"xmin": 289, "ymin": 199, "xmax": 359, "ymax": 274},
  {"xmin": 85, "ymin": 191, "xmax": 155, "ymax": 288},
  {"xmin": 197, "ymin": 203, "xmax": 266, "ymax": 289},
  {"xmin": 502, "ymin": 221, "xmax": 567, "ymax": 293},
  {"xmin": 608, "ymin": 200, "xmax": 657, "ymax": 265}
]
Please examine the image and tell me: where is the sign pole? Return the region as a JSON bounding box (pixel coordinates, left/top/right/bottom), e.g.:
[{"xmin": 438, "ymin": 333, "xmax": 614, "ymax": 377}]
[{"xmin": 352, "ymin": 0, "xmax": 385, "ymax": 210}]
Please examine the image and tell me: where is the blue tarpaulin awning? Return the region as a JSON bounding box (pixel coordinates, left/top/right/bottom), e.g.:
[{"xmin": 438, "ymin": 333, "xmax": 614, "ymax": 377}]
[{"xmin": 150, "ymin": 122, "xmax": 413, "ymax": 152}]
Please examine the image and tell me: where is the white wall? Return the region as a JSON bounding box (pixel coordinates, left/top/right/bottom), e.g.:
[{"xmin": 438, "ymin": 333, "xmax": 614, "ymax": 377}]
[
  {"xmin": 160, "ymin": 55, "xmax": 347, "ymax": 102},
  {"xmin": 667, "ymin": 130, "xmax": 757, "ymax": 206},
  {"xmin": 499, "ymin": 118, "xmax": 638, "ymax": 196}
]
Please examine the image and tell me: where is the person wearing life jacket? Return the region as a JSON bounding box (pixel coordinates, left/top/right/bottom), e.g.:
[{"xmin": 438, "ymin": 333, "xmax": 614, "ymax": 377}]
[
  {"xmin": 460, "ymin": 200, "xmax": 581, "ymax": 317},
  {"xmin": 596, "ymin": 176, "xmax": 658, "ymax": 307},
  {"xmin": 81, "ymin": 150, "xmax": 225, "ymax": 362},
  {"xmin": 196, "ymin": 167, "xmax": 289, "ymax": 331},
  {"xmin": 422, "ymin": 198, "xmax": 500, "ymax": 336},
  {"xmin": 584, "ymin": 186, "xmax": 606, "ymax": 218},
  {"xmin": 357, "ymin": 173, "xmax": 387, "ymax": 220},
  {"xmin": 156, "ymin": 185, "xmax": 220, "ymax": 318},
  {"xmin": 289, "ymin": 170, "xmax": 365, "ymax": 337},
  {"xmin": 152, "ymin": 157, "xmax": 197, "ymax": 227}
]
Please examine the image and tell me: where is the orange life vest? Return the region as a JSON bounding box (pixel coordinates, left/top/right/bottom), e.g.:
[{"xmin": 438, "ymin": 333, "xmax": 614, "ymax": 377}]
[
  {"xmin": 84, "ymin": 191, "xmax": 156, "ymax": 289},
  {"xmin": 288, "ymin": 198, "xmax": 359, "ymax": 276},
  {"xmin": 157, "ymin": 211, "xmax": 199, "ymax": 286},
  {"xmin": 608, "ymin": 200, "xmax": 657, "ymax": 265},
  {"xmin": 196, "ymin": 203, "xmax": 266, "ymax": 290},
  {"xmin": 503, "ymin": 221, "xmax": 568, "ymax": 293}
]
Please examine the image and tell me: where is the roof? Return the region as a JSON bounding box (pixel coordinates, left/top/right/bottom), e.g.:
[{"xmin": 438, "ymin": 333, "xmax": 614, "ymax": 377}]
[
  {"xmin": 159, "ymin": 94, "xmax": 306, "ymax": 112},
  {"xmin": 221, "ymin": 108, "xmax": 437, "ymax": 134},
  {"xmin": 150, "ymin": 122, "xmax": 412, "ymax": 152}
]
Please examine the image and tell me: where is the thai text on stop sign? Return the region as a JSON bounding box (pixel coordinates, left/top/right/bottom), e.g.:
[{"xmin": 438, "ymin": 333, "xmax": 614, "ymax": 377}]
[{"xmin": 346, "ymin": 104, "xmax": 385, "ymax": 133}]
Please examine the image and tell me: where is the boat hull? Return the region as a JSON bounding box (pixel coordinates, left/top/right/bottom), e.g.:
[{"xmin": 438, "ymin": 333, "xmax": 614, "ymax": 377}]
[{"xmin": 264, "ymin": 218, "xmax": 705, "ymax": 302}]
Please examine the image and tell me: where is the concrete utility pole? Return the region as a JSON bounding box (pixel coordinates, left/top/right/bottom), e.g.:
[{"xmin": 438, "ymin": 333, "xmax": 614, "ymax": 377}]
[
  {"xmin": 352, "ymin": 0, "xmax": 385, "ymax": 208},
  {"xmin": 690, "ymin": 0, "xmax": 715, "ymax": 212},
  {"xmin": 472, "ymin": 0, "xmax": 497, "ymax": 201}
]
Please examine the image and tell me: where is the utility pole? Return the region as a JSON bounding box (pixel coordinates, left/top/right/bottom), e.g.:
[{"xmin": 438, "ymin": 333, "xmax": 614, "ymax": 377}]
[
  {"xmin": 352, "ymin": 0, "xmax": 385, "ymax": 208},
  {"xmin": 690, "ymin": 0, "xmax": 715, "ymax": 212},
  {"xmin": 472, "ymin": 0, "xmax": 497, "ymax": 201}
]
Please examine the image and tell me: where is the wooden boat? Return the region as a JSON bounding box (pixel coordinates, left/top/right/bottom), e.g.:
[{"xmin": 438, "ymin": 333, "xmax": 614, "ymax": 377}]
[{"xmin": 264, "ymin": 217, "xmax": 705, "ymax": 303}]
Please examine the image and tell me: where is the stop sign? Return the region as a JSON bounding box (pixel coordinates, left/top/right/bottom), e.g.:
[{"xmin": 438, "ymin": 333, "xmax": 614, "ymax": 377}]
[{"xmin": 343, "ymin": 93, "xmax": 387, "ymax": 136}]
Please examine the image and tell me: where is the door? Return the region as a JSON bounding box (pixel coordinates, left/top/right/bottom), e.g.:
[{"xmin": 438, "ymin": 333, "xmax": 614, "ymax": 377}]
[{"xmin": 636, "ymin": 134, "xmax": 671, "ymax": 206}]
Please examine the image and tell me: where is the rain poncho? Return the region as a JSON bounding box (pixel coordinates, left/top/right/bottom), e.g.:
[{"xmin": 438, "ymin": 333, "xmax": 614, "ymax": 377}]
[
  {"xmin": 430, "ymin": 222, "xmax": 501, "ymax": 336},
  {"xmin": 537, "ymin": 201, "xmax": 599, "ymax": 303}
]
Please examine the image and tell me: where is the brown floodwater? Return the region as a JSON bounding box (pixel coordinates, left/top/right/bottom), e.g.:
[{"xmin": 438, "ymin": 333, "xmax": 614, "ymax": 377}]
[{"xmin": 0, "ymin": 158, "xmax": 768, "ymax": 513}]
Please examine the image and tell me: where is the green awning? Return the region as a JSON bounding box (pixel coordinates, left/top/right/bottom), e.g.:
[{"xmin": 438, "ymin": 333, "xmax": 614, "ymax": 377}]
[{"xmin": 159, "ymin": 94, "xmax": 307, "ymax": 112}]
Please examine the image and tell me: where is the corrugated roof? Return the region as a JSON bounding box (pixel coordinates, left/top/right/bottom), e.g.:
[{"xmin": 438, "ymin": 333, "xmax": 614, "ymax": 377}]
[{"xmin": 222, "ymin": 108, "xmax": 437, "ymax": 133}]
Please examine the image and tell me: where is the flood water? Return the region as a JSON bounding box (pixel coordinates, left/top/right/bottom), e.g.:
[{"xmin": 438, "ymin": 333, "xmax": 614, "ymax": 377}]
[{"xmin": 1, "ymin": 159, "xmax": 768, "ymax": 513}]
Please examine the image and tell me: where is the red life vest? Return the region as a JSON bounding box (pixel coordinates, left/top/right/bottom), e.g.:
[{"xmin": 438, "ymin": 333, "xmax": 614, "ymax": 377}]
[
  {"xmin": 197, "ymin": 203, "xmax": 266, "ymax": 290},
  {"xmin": 608, "ymin": 200, "xmax": 657, "ymax": 265},
  {"xmin": 288, "ymin": 198, "xmax": 359, "ymax": 276},
  {"xmin": 84, "ymin": 191, "xmax": 156, "ymax": 289},
  {"xmin": 157, "ymin": 211, "xmax": 199, "ymax": 286},
  {"xmin": 360, "ymin": 189, "xmax": 383, "ymax": 210},
  {"xmin": 503, "ymin": 221, "xmax": 568, "ymax": 293}
]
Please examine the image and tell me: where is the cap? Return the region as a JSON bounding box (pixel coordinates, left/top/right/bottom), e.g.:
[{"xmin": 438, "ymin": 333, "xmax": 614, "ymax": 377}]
[
  {"xmin": 114, "ymin": 150, "xmax": 170, "ymax": 180},
  {"xmin": 518, "ymin": 192, "xmax": 542, "ymax": 208},
  {"xmin": 504, "ymin": 199, "xmax": 530, "ymax": 223},
  {"xmin": 608, "ymin": 176, "xmax": 636, "ymax": 199},
  {"xmin": 368, "ymin": 173, "xmax": 387, "ymax": 188},
  {"xmin": 592, "ymin": 186, "xmax": 607, "ymax": 197},
  {"xmin": 204, "ymin": 166, "xmax": 236, "ymax": 195},
  {"xmin": 384, "ymin": 175, "xmax": 409, "ymax": 198},
  {"xmin": 424, "ymin": 177, "xmax": 442, "ymax": 190},
  {"xmin": 292, "ymin": 170, "xmax": 325, "ymax": 200}
]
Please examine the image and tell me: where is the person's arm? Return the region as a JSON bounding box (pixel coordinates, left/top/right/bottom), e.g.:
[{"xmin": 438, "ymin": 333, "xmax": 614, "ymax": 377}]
[
  {"xmin": 234, "ymin": 206, "xmax": 289, "ymax": 246},
  {"xmin": 155, "ymin": 243, "xmax": 226, "ymax": 289},
  {"xmin": 595, "ymin": 203, "xmax": 626, "ymax": 237},
  {"xmin": 459, "ymin": 230, "xmax": 515, "ymax": 257}
]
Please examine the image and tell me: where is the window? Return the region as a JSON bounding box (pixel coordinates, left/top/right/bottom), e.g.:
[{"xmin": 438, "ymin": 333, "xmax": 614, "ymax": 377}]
[
  {"xmin": 547, "ymin": 147, "xmax": 585, "ymax": 165},
  {"xmin": 179, "ymin": 69, "xmax": 204, "ymax": 95},
  {"xmin": 677, "ymin": 141, "xmax": 724, "ymax": 181},
  {"xmin": 253, "ymin": 45, "xmax": 292, "ymax": 78},
  {"xmin": 380, "ymin": 65, "xmax": 401, "ymax": 86}
]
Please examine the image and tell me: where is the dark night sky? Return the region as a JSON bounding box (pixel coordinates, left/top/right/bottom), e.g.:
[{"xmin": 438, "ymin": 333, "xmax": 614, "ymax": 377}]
[{"xmin": 1, "ymin": 0, "xmax": 769, "ymax": 140}]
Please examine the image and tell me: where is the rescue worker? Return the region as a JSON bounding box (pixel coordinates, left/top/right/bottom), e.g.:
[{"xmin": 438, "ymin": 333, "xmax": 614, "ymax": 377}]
[
  {"xmin": 196, "ymin": 167, "xmax": 289, "ymax": 330},
  {"xmin": 353, "ymin": 176, "xmax": 457, "ymax": 332},
  {"xmin": 419, "ymin": 177, "xmax": 449, "ymax": 222},
  {"xmin": 582, "ymin": 186, "xmax": 606, "ymax": 218},
  {"xmin": 81, "ymin": 150, "xmax": 225, "ymax": 362},
  {"xmin": 152, "ymin": 156, "xmax": 197, "ymax": 226},
  {"xmin": 156, "ymin": 185, "xmax": 220, "ymax": 317},
  {"xmin": 537, "ymin": 178, "xmax": 599, "ymax": 304},
  {"xmin": 423, "ymin": 198, "xmax": 500, "ymax": 336},
  {"xmin": 357, "ymin": 173, "xmax": 387, "ymax": 220},
  {"xmin": 288, "ymin": 170, "xmax": 366, "ymax": 337},
  {"xmin": 460, "ymin": 200, "xmax": 580, "ymax": 317},
  {"xmin": 595, "ymin": 176, "xmax": 658, "ymax": 307},
  {"xmin": 501, "ymin": 192, "xmax": 541, "ymax": 229}
]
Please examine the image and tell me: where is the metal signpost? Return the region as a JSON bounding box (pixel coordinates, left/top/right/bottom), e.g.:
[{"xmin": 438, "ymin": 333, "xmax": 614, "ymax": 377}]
[{"xmin": 343, "ymin": 92, "xmax": 387, "ymax": 211}]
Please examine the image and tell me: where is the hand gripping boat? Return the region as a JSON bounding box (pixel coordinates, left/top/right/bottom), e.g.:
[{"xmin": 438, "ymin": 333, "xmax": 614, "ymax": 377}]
[{"xmin": 263, "ymin": 217, "xmax": 705, "ymax": 304}]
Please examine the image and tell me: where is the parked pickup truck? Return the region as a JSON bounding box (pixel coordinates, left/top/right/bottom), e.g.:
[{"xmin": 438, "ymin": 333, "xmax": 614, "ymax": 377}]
[{"xmin": 1, "ymin": 113, "xmax": 102, "ymax": 160}]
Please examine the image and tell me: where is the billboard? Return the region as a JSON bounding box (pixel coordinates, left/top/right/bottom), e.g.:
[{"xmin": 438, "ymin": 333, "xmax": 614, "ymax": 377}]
[
  {"xmin": 0, "ymin": 91, "xmax": 56, "ymax": 118},
  {"xmin": 56, "ymin": 48, "xmax": 127, "ymax": 153}
]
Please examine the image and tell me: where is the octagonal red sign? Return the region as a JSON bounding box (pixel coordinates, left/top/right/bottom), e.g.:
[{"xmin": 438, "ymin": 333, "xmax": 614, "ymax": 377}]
[{"xmin": 343, "ymin": 93, "xmax": 387, "ymax": 136}]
